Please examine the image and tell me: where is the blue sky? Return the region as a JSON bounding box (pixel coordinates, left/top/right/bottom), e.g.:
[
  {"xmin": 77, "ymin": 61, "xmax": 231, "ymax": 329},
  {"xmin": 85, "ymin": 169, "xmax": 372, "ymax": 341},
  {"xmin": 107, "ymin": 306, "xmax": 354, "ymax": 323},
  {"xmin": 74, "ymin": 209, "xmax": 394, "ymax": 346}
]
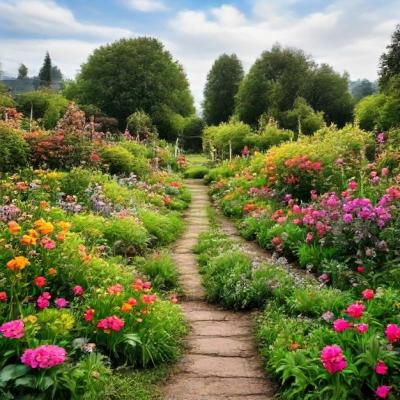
[{"xmin": 0, "ymin": 0, "xmax": 399, "ymax": 109}]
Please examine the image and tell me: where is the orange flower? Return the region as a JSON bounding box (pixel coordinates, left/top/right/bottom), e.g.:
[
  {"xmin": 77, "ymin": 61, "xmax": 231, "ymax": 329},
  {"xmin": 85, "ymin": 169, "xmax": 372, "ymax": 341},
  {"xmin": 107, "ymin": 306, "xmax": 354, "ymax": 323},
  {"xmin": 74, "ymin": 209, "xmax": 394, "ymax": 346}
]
[
  {"xmin": 289, "ymin": 342, "xmax": 301, "ymax": 351},
  {"xmin": 8, "ymin": 221, "xmax": 21, "ymax": 235},
  {"xmin": 120, "ymin": 303, "xmax": 133, "ymax": 313},
  {"xmin": 34, "ymin": 219, "xmax": 54, "ymax": 235},
  {"xmin": 48, "ymin": 268, "xmax": 57, "ymax": 276},
  {"xmin": 39, "ymin": 201, "xmax": 50, "ymax": 209},
  {"xmin": 56, "ymin": 231, "xmax": 66, "ymax": 241},
  {"xmin": 7, "ymin": 256, "xmax": 30, "ymax": 271},
  {"xmin": 21, "ymin": 235, "xmax": 37, "ymax": 246}
]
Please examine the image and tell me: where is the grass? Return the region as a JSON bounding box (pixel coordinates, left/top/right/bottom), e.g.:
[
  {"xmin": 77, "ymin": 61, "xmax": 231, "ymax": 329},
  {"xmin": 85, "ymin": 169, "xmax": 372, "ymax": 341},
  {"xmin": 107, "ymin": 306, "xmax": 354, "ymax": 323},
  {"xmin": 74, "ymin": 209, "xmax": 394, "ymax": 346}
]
[
  {"xmin": 105, "ymin": 366, "xmax": 169, "ymax": 400},
  {"xmin": 185, "ymin": 153, "xmax": 209, "ymax": 166}
]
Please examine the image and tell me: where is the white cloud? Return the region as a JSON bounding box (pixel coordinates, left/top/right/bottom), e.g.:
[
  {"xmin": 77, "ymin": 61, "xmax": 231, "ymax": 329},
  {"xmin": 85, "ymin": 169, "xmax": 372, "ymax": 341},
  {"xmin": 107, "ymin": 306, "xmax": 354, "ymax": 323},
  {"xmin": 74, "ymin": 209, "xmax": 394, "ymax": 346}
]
[
  {"xmin": 124, "ymin": 0, "xmax": 167, "ymax": 12},
  {"xmin": 167, "ymin": 0, "xmax": 400, "ymax": 108},
  {"xmin": 0, "ymin": 39, "xmax": 101, "ymax": 78},
  {"xmin": 0, "ymin": 0, "xmax": 132, "ymax": 39}
]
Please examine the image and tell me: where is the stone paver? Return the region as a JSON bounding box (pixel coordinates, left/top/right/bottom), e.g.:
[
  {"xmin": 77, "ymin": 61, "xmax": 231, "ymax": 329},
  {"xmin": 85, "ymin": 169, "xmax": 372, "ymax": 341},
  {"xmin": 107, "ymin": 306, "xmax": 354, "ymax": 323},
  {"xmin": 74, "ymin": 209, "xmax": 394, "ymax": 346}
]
[{"xmin": 162, "ymin": 179, "xmax": 274, "ymax": 400}]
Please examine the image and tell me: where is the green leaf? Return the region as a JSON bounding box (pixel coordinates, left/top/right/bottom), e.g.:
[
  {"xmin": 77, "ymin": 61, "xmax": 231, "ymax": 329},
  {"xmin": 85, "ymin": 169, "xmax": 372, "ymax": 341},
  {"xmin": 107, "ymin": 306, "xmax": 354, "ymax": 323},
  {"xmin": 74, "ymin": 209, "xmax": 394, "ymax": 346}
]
[
  {"xmin": 14, "ymin": 375, "xmax": 35, "ymax": 388},
  {"xmin": 0, "ymin": 365, "xmax": 29, "ymax": 383}
]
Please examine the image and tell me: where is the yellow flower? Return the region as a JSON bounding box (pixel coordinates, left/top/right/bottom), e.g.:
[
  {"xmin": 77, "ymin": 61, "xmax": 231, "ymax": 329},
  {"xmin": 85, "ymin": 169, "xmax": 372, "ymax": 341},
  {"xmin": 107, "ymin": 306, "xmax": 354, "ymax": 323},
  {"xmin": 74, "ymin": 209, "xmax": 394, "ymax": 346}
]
[
  {"xmin": 7, "ymin": 256, "xmax": 30, "ymax": 271},
  {"xmin": 34, "ymin": 219, "xmax": 54, "ymax": 235},
  {"xmin": 21, "ymin": 235, "xmax": 37, "ymax": 246},
  {"xmin": 26, "ymin": 315, "xmax": 38, "ymax": 324},
  {"xmin": 48, "ymin": 268, "xmax": 57, "ymax": 276},
  {"xmin": 57, "ymin": 221, "xmax": 71, "ymax": 232}
]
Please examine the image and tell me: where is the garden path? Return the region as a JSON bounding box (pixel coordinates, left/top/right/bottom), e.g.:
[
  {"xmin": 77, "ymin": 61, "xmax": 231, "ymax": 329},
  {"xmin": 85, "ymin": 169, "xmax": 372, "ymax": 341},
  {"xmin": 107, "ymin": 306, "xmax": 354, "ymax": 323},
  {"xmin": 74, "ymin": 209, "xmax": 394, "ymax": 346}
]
[{"xmin": 162, "ymin": 179, "xmax": 275, "ymax": 400}]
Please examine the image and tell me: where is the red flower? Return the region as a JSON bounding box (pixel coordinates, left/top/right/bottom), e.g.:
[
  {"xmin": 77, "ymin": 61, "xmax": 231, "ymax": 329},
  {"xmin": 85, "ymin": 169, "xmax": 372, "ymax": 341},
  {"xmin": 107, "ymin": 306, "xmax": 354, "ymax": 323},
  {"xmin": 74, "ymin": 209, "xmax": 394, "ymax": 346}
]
[
  {"xmin": 375, "ymin": 361, "xmax": 388, "ymax": 375},
  {"xmin": 362, "ymin": 289, "xmax": 375, "ymax": 300},
  {"xmin": 84, "ymin": 308, "xmax": 95, "ymax": 322},
  {"xmin": 0, "ymin": 291, "xmax": 7, "ymax": 302},
  {"xmin": 345, "ymin": 303, "xmax": 365, "ymax": 319},
  {"xmin": 34, "ymin": 276, "xmax": 46, "ymax": 288}
]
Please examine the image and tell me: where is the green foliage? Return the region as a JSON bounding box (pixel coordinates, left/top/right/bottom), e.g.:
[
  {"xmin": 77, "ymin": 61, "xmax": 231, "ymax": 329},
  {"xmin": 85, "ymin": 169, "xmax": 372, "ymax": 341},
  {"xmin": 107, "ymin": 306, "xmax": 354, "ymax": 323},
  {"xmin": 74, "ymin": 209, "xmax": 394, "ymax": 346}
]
[
  {"xmin": 184, "ymin": 165, "xmax": 209, "ymax": 179},
  {"xmin": 181, "ymin": 115, "xmax": 204, "ymax": 152},
  {"xmin": 355, "ymin": 93, "xmax": 400, "ymax": 131},
  {"xmin": 61, "ymin": 167, "xmax": 92, "ymax": 197},
  {"xmin": 203, "ymin": 53, "xmax": 244, "ymax": 125},
  {"xmin": 66, "ymin": 37, "xmax": 195, "ymax": 138},
  {"xmin": 350, "ymin": 79, "xmax": 376, "ymax": 101},
  {"xmin": 126, "ymin": 111, "xmax": 156, "ymax": 140},
  {"xmin": 15, "ymin": 90, "xmax": 69, "ymax": 129},
  {"xmin": 379, "ymin": 24, "xmax": 400, "ymax": 90},
  {"xmin": 137, "ymin": 252, "xmax": 179, "ymax": 291},
  {"xmin": 100, "ymin": 145, "xmax": 149, "ymax": 177},
  {"xmin": 0, "ymin": 123, "xmax": 28, "ymax": 172},
  {"xmin": 203, "ymin": 120, "xmax": 253, "ymax": 156},
  {"xmin": 17, "ymin": 63, "xmax": 28, "ymax": 79}
]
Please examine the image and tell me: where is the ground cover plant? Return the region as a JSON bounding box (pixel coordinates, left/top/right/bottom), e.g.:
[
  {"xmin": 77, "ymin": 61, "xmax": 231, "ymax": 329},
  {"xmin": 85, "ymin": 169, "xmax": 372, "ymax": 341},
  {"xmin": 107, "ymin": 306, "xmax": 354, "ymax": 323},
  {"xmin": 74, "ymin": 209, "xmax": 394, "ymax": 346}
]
[{"xmin": 0, "ymin": 104, "xmax": 188, "ymax": 399}]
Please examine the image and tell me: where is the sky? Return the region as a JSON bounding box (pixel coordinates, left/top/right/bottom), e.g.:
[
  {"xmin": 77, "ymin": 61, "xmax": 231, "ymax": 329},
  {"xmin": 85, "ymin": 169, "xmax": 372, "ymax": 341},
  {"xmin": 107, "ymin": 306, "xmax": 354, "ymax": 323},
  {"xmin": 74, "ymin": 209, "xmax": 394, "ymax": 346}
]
[{"xmin": 0, "ymin": 0, "xmax": 399, "ymax": 110}]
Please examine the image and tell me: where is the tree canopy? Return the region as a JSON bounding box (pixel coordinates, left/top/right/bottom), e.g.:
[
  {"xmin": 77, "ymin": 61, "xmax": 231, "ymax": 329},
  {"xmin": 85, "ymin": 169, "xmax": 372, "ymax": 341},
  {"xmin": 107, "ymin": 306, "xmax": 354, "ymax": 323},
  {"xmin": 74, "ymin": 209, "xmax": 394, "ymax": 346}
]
[
  {"xmin": 38, "ymin": 52, "xmax": 52, "ymax": 87},
  {"xmin": 203, "ymin": 54, "xmax": 244, "ymax": 125},
  {"xmin": 65, "ymin": 37, "xmax": 195, "ymax": 139},
  {"xmin": 379, "ymin": 24, "xmax": 400, "ymax": 91},
  {"xmin": 18, "ymin": 64, "xmax": 28, "ymax": 79}
]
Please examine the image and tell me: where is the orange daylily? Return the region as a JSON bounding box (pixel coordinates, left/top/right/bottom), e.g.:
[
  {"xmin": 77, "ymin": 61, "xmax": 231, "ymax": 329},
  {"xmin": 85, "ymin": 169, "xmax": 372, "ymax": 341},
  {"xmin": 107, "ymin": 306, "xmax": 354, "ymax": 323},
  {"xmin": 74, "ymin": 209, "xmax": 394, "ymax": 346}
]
[
  {"xmin": 8, "ymin": 221, "xmax": 21, "ymax": 235},
  {"xmin": 7, "ymin": 256, "xmax": 30, "ymax": 271}
]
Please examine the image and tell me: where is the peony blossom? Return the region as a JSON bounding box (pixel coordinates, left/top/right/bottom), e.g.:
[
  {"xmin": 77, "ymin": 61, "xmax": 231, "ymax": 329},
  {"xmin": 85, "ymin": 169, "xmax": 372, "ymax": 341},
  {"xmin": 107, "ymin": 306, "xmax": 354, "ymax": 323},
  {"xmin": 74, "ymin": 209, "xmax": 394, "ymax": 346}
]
[
  {"xmin": 357, "ymin": 266, "xmax": 364, "ymax": 273},
  {"xmin": 385, "ymin": 324, "xmax": 400, "ymax": 342},
  {"xmin": 345, "ymin": 303, "xmax": 365, "ymax": 319},
  {"xmin": 97, "ymin": 316, "xmax": 124, "ymax": 332},
  {"xmin": 54, "ymin": 298, "xmax": 68, "ymax": 308},
  {"xmin": 0, "ymin": 319, "xmax": 24, "ymax": 339},
  {"xmin": 21, "ymin": 345, "xmax": 66, "ymax": 369},
  {"xmin": 362, "ymin": 289, "xmax": 375, "ymax": 300},
  {"xmin": 348, "ymin": 180, "xmax": 357, "ymax": 190},
  {"xmin": 375, "ymin": 385, "xmax": 391, "ymax": 399},
  {"xmin": 356, "ymin": 323, "xmax": 368, "ymax": 334},
  {"xmin": 306, "ymin": 233, "xmax": 314, "ymax": 242},
  {"xmin": 107, "ymin": 284, "xmax": 123, "ymax": 295},
  {"xmin": 0, "ymin": 291, "xmax": 7, "ymax": 302},
  {"xmin": 333, "ymin": 319, "xmax": 351, "ymax": 332},
  {"xmin": 375, "ymin": 361, "xmax": 388, "ymax": 375},
  {"xmin": 321, "ymin": 345, "xmax": 347, "ymax": 374},
  {"xmin": 73, "ymin": 285, "xmax": 84, "ymax": 296},
  {"xmin": 142, "ymin": 294, "xmax": 157, "ymax": 304},
  {"xmin": 36, "ymin": 292, "xmax": 51, "ymax": 310}
]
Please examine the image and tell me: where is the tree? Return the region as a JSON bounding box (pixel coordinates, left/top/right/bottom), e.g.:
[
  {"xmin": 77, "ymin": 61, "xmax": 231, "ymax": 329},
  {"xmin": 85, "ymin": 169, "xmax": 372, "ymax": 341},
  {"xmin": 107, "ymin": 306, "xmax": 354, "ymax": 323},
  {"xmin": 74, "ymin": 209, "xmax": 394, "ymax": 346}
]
[
  {"xmin": 38, "ymin": 52, "xmax": 52, "ymax": 87},
  {"xmin": 303, "ymin": 64, "xmax": 354, "ymax": 126},
  {"xmin": 66, "ymin": 37, "xmax": 195, "ymax": 139},
  {"xmin": 379, "ymin": 24, "xmax": 400, "ymax": 91},
  {"xmin": 203, "ymin": 54, "xmax": 244, "ymax": 125},
  {"xmin": 51, "ymin": 65, "xmax": 63, "ymax": 82},
  {"xmin": 350, "ymin": 79, "xmax": 376, "ymax": 101},
  {"xmin": 235, "ymin": 45, "xmax": 312, "ymax": 126},
  {"xmin": 17, "ymin": 63, "xmax": 28, "ymax": 79}
]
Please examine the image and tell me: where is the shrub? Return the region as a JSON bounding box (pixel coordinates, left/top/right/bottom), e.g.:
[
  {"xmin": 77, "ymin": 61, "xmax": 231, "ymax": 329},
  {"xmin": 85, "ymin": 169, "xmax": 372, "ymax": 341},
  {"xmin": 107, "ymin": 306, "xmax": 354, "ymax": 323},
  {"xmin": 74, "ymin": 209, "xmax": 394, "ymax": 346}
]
[
  {"xmin": 126, "ymin": 111, "xmax": 156, "ymax": 141},
  {"xmin": 184, "ymin": 165, "xmax": 209, "ymax": 179},
  {"xmin": 0, "ymin": 123, "xmax": 28, "ymax": 172},
  {"xmin": 137, "ymin": 252, "xmax": 179, "ymax": 291}
]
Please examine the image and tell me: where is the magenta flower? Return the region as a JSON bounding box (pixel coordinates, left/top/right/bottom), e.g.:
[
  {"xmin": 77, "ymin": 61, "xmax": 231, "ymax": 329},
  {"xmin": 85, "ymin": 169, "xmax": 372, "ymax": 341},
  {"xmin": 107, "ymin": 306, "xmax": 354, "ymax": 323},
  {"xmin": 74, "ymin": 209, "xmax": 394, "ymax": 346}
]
[
  {"xmin": 385, "ymin": 324, "xmax": 400, "ymax": 342},
  {"xmin": 0, "ymin": 319, "xmax": 24, "ymax": 339},
  {"xmin": 348, "ymin": 180, "xmax": 357, "ymax": 190},
  {"xmin": 41, "ymin": 237, "xmax": 56, "ymax": 250},
  {"xmin": 333, "ymin": 319, "xmax": 350, "ymax": 332},
  {"xmin": 375, "ymin": 361, "xmax": 388, "ymax": 375},
  {"xmin": 345, "ymin": 303, "xmax": 365, "ymax": 319},
  {"xmin": 97, "ymin": 316, "xmax": 125, "ymax": 332},
  {"xmin": 21, "ymin": 345, "xmax": 66, "ymax": 369},
  {"xmin": 376, "ymin": 132, "xmax": 385, "ymax": 144},
  {"xmin": 73, "ymin": 285, "xmax": 84, "ymax": 296},
  {"xmin": 343, "ymin": 213, "xmax": 353, "ymax": 223},
  {"xmin": 356, "ymin": 323, "xmax": 368, "ymax": 334},
  {"xmin": 54, "ymin": 298, "xmax": 68, "ymax": 308},
  {"xmin": 362, "ymin": 289, "xmax": 375, "ymax": 300},
  {"xmin": 320, "ymin": 345, "xmax": 347, "ymax": 374},
  {"xmin": 37, "ymin": 292, "xmax": 51, "ymax": 310},
  {"xmin": 375, "ymin": 385, "xmax": 391, "ymax": 399}
]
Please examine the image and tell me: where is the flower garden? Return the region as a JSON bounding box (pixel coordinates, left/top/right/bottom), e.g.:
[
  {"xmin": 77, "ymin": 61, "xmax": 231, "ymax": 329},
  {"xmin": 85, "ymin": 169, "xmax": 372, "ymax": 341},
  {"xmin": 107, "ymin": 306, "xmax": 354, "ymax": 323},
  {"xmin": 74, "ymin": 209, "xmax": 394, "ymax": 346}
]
[
  {"xmin": 204, "ymin": 125, "xmax": 400, "ymax": 399},
  {"xmin": 0, "ymin": 104, "xmax": 190, "ymax": 399}
]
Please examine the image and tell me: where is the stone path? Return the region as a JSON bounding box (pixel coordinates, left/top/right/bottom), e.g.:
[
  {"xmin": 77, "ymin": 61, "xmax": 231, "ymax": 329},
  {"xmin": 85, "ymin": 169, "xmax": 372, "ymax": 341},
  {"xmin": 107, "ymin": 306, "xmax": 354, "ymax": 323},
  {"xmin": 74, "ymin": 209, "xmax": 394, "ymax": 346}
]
[{"xmin": 162, "ymin": 180, "xmax": 275, "ymax": 400}]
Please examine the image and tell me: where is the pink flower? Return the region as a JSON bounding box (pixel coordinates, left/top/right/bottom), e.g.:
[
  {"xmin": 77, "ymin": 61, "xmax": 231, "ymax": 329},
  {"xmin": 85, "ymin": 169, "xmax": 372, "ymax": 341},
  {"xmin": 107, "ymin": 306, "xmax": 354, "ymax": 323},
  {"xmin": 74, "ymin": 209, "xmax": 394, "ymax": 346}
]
[
  {"xmin": 97, "ymin": 316, "xmax": 125, "ymax": 332},
  {"xmin": 319, "ymin": 273, "xmax": 330, "ymax": 283},
  {"xmin": 84, "ymin": 308, "xmax": 95, "ymax": 321},
  {"xmin": 37, "ymin": 292, "xmax": 51, "ymax": 309},
  {"xmin": 333, "ymin": 319, "xmax": 351, "ymax": 332},
  {"xmin": 357, "ymin": 266, "xmax": 364, "ymax": 273},
  {"xmin": 306, "ymin": 232, "xmax": 313, "ymax": 242},
  {"xmin": 321, "ymin": 311, "xmax": 335, "ymax": 322},
  {"xmin": 348, "ymin": 180, "xmax": 357, "ymax": 190},
  {"xmin": 375, "ymin": 385, "xmax": 391, "ymax": 399},
  {"xmin": 54, "ymin": 298, "xmax": 68, "ymax": 308},
  {"xmin": 362, "ymin": 289, "xmax": 375, "ymax": 300},
  {"xmin": 0, "ymin": 319, "xmax": 24, "ymax": 339},
  {"xmin": 375, "ymin": 361, "xmax": 388, "ymax": 375},
  {"xmin": 381, "ymin": 167, "xmax": 389, "ymax": 177},
  {"xmin": 376, "ymin": 132, "xmax": 385, "ymax": 144},
  {"xmin": 143, "ymin": 281, "xmax": 152, "ymax": 290},
  {"xmin": 41, "ymin": 237, "xmax": 56, "ymax": 250},
  {"xmin": 356, "ymin": 323, "xmax": 368, "ymax": 333},
  {"xmin": 142, "ymin": 294, "xmax": 157, "ymax": 304},
  {"xmin": 385, "ymin": 324, "xmax": 400, "ymax": 342},
  {"xmin": 320, "ymin": 345, "xmax": 347, "ymax": 374},
  {"xmin": 107, "ymin": 284, "xmax": 123, "ymax": 295},
  {"xmin": 343, "ymin": 213, "xmax": 353, "ymax": 223},
  {"xmin": 73, "ymin": 285, "xmax": 84, "ymax": 296},
  {"xmin": 21, "ymin": 345, "xmax": 66, "ymax": 369},
  {"xmin": 345, "ymin": 303, "xmax": 365, "ymax": 319}
]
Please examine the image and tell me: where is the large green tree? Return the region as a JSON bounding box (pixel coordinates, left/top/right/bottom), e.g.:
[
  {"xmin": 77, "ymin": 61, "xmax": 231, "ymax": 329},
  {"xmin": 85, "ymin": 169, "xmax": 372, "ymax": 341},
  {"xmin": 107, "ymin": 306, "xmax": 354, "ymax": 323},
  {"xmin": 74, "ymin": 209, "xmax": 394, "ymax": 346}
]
[
  {"xmin": 379, "ymin": 24, "xmax": 400, "ymax": 91},
  {"xmin": 18, "ymin": 63, "xmax": 28, "ymax": 79},
  {"xmin": 65, "ymin": 37, "xmax": 195, "ymax": 139},
  {"xmin": 38, "ymin": 52, "xmax": 52, "ymax": 87},
  {"xmin": 303, "ymin": 64, "xmax": 354, "ymax": 126},
  {"xmin": 235, "ymin": 45, "xmax": 312, "ymax": 126},
  {"xmin": 203, "ymin": 54, "xmax": 244, "ymax": 125}
]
